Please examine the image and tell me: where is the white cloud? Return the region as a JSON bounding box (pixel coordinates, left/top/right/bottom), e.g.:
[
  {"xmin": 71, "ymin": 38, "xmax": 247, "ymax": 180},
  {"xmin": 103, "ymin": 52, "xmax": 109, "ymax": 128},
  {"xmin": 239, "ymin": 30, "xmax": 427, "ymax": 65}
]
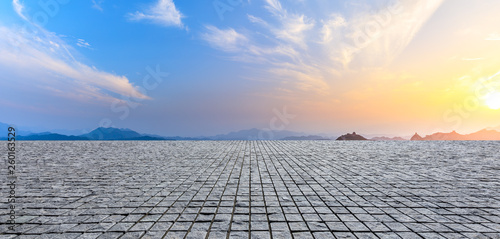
[
  {"xmin": 461, "ymin": 57, "xmax": 483, "ymax": 61},
  {"xmin": 341, "ymin": 1, "xmax": 443, "ymax": 68},
  {"xmin": 247, "ymin": 15, "xmax": 268, "ymax": 27},
  {"xmin": 264, "ymin": 0, "xmax": 284, "ymax": 16},
  {"xmin": 12, "ymin": 0, "xmax": 28, "ymax": 21},
  {"xmin": 202, "ymin": 0, "xmax": 445, "ymax": 98},
  {"xmin": 76, "ymin": 39, "xmax": 92, "ymax": 49},
  {"xmin": 260, "ymin": 0, "xmax": 315, "ymax": 48},
  {"xmin": 92, "ymin": 0, "xmax": 103, "ymax": 12},
  {"xmin": 4, "ymin": 1, "xmax": 149, "ymax": 102},
  {"xmin": 320, "ymin": 15, "xmax": 346, "ymax": 44},
  {"xmin": 128, "ymin": 0, "xmax": 184, "ymax": 28},
  {"xmin": 201, "ymin": 26, "xmax": 248, "ymax": 52},
  {"xmin": 485, "ymin": 33, "xmax": 500, "ymax": 41},
  {"xmin": 273, "ymin": 14, "xmax": 314, "ymax": 48},
  {"xmin": 0, "ymin": 25, "xmax": 150, "ymax": 102}
]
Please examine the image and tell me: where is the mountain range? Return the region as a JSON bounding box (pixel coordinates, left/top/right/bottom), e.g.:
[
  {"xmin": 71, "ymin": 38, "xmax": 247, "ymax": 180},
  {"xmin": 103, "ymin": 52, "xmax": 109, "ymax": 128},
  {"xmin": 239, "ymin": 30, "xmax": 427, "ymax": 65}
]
[
  {"xmin": 410, "ymin": 129, "xmax": 500, "ymax": 141},
  {"xmin": 2, "ymin": 121, "xmax": 500, "ymax": 140},
  {"xmin": 370, "ymin": 136, "xmax": 407, "ymax": 141},
  {"xmin": 0, "ymin": 125, "xmax": 323, "ymax": 141}
]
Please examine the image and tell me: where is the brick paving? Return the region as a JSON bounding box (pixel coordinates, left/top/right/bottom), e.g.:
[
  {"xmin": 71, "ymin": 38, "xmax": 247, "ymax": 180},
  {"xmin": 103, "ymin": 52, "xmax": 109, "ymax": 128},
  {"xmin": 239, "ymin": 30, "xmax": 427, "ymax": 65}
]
[{"xmin": 1, "ymin": 140, "xmax": 500, "ymax": 238}]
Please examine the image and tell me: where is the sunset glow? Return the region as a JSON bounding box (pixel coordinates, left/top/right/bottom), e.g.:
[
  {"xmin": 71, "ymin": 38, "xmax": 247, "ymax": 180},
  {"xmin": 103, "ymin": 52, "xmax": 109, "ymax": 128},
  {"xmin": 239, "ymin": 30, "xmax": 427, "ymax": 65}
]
[{"xmin": 485, "ymin": 92, "xmax": 500, "ymax": 110}]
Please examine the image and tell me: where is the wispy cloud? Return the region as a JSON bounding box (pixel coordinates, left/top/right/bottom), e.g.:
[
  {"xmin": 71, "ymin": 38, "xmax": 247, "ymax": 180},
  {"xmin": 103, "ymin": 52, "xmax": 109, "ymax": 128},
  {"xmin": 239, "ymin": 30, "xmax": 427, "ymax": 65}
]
[
  {"xmin": 128, "ymin": 0, "xmax": 184, "ymax": 28},
  {"xmin": 12, "ymin": 0, "xmax": 28, "ymax": 21},
  {"xmin": 202, "ymin": 26, "xmax": 248, "ymax": 52},
  {"xmin": 0, "ymin": 26, "xmax": 150, "ymax": 101},
  {"xmin": 91, "ymin": 0, "xmax": 104, "ymax": 12},
  {"xmin": 202, "ymin": 0, "xmax": 445, "ymax": 97},
  {"xmin": 461, "ymin": 57, "xmax": 483, "ymax": 61},
  {"xmin": 76, "ymin": 38, "xmax": 92, "ymax": 49},
  {"xmin": 2, "ymin": 0, "xmax": 150, "ymax": 106},
  {"xmin": 260, "ymin": 0, "xmax": 315, "ymax": 48},
  {"xmin": 485, "ymin": 33, "xmax": 500, "ymax": 41}
]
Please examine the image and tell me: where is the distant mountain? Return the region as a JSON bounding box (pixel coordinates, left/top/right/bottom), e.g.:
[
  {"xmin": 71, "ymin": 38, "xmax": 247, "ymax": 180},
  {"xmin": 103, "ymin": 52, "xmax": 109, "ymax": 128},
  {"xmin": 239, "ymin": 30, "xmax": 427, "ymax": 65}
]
[
  {"xmin": 50, "ymin": 128, "xmax": 88, "ymax": 136},
  {"xmin": 336, "ymin": 132, "xmax": 367, "ymax": 140},
  {"xmin": 0, "ymin": 122, "xmax": 34, "ymax": 136},
  {"xmin": 18, "ymin": 133, "xmax": 88, "ymax": 141},
  {"xmin": 163, "ymin": 136, "xmax": 210, "ymax": 140},
  {"xmin": 211, "ymin": 128, "xmax": 307, "ymax": 140},
  {"xmin": 5, "ymin": 123, "xmax": 500, "ymax": 141},
  {"xmin": 411, "ymin": 129, "xmax": 500, "ymax": 140},
  {"xmin": 370, "ymin": 136, "xmax": 407, "ymax": 141},
  {"xmin": 141, "ymin": 133, "xmax": 199, "ymax": 140},
  {"xmin": 79, "ymin": 127, "xmax": 308, "ymax": 140},
  {"xmin": 282, "ymin": 135, "xmax": 330, "ymax": 140},
  {"xmin": 125, "ymin": 136, "xmax": 166, "ymax": 141},
  {"xmin": 1, "ymin": 122, "xmax": 10, "ymax": 137},
  {"xmin": 1, "ymin": 122, "xmax": 9, "ymax": 130},
  {"xmin": 422, "ymin": 130, "xmax": 463, "ymax": 140},
  {"xmin": 410, "ymin": 133, "xmax": 424, "ymax": 141},
  {"xmin": 486, "ymin": 125, "xmax": 500, "ymax": 132},
  {"xmin": 8, "ymin": 127, "xmax": 165, "ymax": 141},
  {"xmin": 466, "ymin": 129, "xmax": 500, "ymax": 140},
  {"xmin": 82, "ymin": 127, "xmax": 144, "ymax": 140}
]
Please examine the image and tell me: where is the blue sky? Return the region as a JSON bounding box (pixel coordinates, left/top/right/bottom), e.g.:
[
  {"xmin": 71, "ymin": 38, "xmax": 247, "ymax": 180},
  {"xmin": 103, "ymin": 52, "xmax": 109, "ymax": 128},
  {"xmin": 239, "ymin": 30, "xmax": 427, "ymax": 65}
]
[{"xmin": 1, "ymin": 0, "xmax": 500, "ymax": 136}]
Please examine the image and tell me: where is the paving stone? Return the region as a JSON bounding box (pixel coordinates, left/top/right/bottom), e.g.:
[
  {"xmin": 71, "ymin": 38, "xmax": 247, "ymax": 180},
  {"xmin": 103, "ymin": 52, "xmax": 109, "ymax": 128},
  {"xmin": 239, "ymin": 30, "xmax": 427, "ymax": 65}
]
[
  {"xmin": 119, "ymin": 231, "xmax": 145, "ymax": 238},
  {"xmin": 250, "ymin": 231, "xmax": 271, "ymax": 239},
  {"xmin": 2, "ymin": 141, "xmax": 500, "ymax": 238}
]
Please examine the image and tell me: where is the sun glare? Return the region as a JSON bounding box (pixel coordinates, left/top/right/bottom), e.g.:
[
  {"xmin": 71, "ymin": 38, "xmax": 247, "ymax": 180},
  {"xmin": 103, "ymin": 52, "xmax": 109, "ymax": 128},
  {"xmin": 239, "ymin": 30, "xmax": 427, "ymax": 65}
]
[{"xmin": 484, "ymin": 92, "xmax": 500, "ymax": 110}]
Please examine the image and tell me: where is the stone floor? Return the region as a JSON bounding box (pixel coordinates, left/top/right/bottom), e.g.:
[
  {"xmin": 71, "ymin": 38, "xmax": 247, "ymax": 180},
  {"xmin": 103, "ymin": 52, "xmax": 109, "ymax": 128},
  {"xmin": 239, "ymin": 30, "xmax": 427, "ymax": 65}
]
[{"xmin": 1, "ymin": 141, "xmax": 500, "ymax": 238}]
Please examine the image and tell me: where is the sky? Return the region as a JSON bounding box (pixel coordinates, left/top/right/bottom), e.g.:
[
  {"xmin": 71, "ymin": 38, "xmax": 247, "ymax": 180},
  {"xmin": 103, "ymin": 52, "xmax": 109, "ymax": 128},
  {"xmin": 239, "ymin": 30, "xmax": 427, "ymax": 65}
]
[{"xmin": 1, "ymin": 0, "xmax": 500, "ymax": 137}]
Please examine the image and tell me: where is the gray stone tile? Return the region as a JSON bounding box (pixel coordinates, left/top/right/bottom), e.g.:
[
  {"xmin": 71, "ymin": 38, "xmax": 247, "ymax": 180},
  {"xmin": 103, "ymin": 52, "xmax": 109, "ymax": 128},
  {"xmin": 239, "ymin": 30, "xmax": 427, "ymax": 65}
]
[{"xmin": 4, "ymin": 141, "xmax": 500, "ymax": 238}]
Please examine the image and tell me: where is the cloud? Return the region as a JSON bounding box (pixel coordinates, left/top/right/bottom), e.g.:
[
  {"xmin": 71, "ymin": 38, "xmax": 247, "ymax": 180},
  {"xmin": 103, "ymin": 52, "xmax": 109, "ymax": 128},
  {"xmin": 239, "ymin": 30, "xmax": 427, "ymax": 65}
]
[
  {"xmin": 92, "ymin": 0, "xmax": 103, "ymax": 12},
  {"xmin": 0, "ymin": 24, "xmax": 150, "ymax": 102},
  {"xmin": 12, "ymin": 0, "xmax": 28, "ymax": 21},
  {"xmin": 260, "ymin": 0, "xmax": 315, "ymax": 48},
  {"xmin": 201, "ymin": 26, "xmax": 248, "ymax": 52},
  {"xmin": 202, "ymin": 0, "xmax": 445, "ymax": 97},
  {"xmin": 128, "ymin": 0, "xmax": 184, "ymax": 28},
  {"xmin": 264, "ymin": 0, "xmax": 284, "ymax": 16},
  {"xmin": 320, "ymin": 14, "xmax": 347, "ymax": 44},
  {"xmin": 320, "ymin": 0, "xmax": 445, "ymax": 68},
  {"xmin": 461, "ymin": 57, "xmax": 483, "ymax": 61},
  {"xmin": 3, "ymin": 1, "xmax": 149, "ymax": 102},
  {"xmin": 76, "ymin": 39, "xmax": 92, "ymax": 49},
  {"xmin": 485, "ymin": 33, "xmax": 500, "ymax": 41}
]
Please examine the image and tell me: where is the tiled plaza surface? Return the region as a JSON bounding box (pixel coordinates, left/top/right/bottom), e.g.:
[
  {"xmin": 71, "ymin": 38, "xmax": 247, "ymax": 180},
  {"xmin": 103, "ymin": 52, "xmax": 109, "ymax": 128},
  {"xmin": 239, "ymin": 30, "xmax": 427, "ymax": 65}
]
[{"xmin": 1, "ymin": 140, "xmax": 500, "ymax": 238}]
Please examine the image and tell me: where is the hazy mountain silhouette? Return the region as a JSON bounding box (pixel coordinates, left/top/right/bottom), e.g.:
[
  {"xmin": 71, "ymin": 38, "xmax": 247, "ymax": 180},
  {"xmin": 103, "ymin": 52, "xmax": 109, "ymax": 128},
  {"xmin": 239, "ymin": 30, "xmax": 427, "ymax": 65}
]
[
  {"xmin": 411, "ymin": 129, "xmax": 500, "ymax": 140},
  {"xmin": 0, "ymin": 122, "xmax": 34, "ymax": 136},
  {"xmin": 0, "ymin": 122, "xmax": 9, "ymax": 131},
  {"xmin": 18, "ymin": 133, "xmax": 88, "ymax": 141},
  {"xmin": 4, "ymin": 121, "xmax": 500, "ymax": 141},
  {"xmin": 82, "ymin": 127, "xmax": 164, "ymax": 140},
  {"xmin": 370, "ymin": 136, "xmax": 406, "ymax": 141},
  {"xmin": 466, "ymin": 129, "xmax": 500, "ymax": 140},
  {"xmin": 336, "ymin": 132, "xmax": 367, "ymax": 140},
  {"xmin": 282, "ymin": 135, "xmax": 330, "ymax": 140},
  {"xmin": 410, "ymin": 133, "xmax": 424, "ymax": 141},
  {"xmin": 211, "ymin": 128, "xmax": 307, "ymax": 140}
]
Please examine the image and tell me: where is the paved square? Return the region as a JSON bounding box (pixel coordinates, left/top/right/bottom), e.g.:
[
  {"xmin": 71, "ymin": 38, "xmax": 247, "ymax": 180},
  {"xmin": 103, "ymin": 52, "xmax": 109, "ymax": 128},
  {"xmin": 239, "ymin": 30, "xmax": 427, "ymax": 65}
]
[{"xmin": 1, "ymin": 141, "xmax": 500, "ymax": 238}]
